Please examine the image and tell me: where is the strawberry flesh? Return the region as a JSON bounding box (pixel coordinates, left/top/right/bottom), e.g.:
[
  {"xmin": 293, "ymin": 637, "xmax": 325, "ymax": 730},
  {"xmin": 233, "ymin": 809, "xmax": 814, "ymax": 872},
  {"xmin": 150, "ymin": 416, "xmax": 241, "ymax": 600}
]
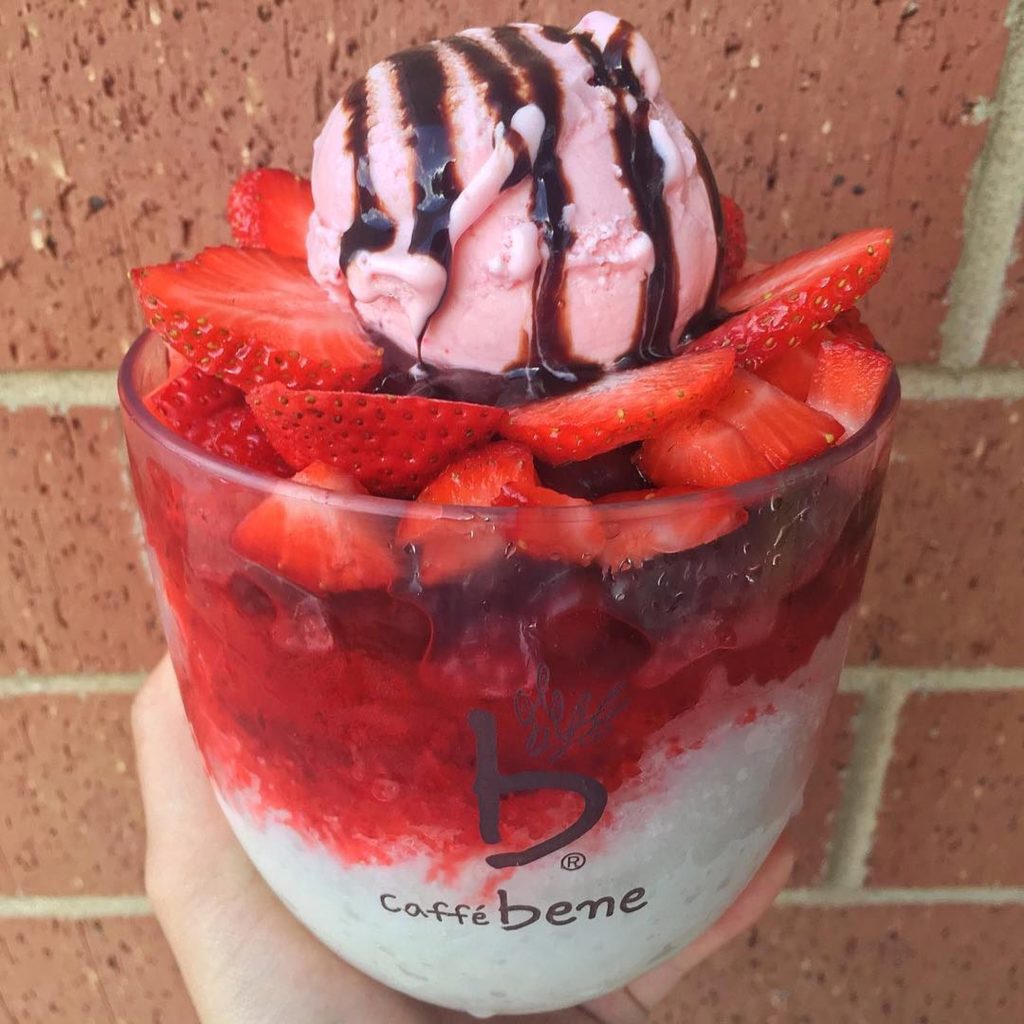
[
  {"xmin": 145, "ymin": 366, "xmax": 291, "ymax": 476},
  {"xmin": 227, "ymin": 168, "xmax": 314, "ymax": 260},
  {"xmin": 498, "ymin": 482, "xmax": 605, "ymax": 565},
  {"xmin": 247, "ymin": 383, "xmax": 508, "ymax": 498},
  {"xmin": 753, "ymin": 336, "xmax": 822, "ymax": 400},
  {"xmin": 132, "ymin": 246, "xmax": 383, "ymax": 392},
  {"xmin": 828, "ymin": 307, "xmax": 878, "ymax": 349},
  {"xmin": 501, "ymin": 349, "xmax": 735, "ymax": 466},
  {"xmin": 232, "ymin": 461, "xmax": 398, "ymax": 593},
  {"xmin": 720, "ymin": 195, "xmax": 747, "ymax": 290},
  {"xmin": 806, "ymin": 340, "xmax": 894, "ymax": 436},
  {"xmin": 598, "ymin": 487, "xmax": 747, "ymax": 572},
  {"xmin": 398, "ymin": 441, "xmax": 538, "ymax": 585},
  {"xmin": 714, "ymin": 369, "xmax": 843, "ymax": 469},
  {"xmin": 719, "ymin": 227, "xmax": 894, "ymax": 314},
  {"xmin": 636, "ymin": 413, "xmax": 773, "ymax": 488}
]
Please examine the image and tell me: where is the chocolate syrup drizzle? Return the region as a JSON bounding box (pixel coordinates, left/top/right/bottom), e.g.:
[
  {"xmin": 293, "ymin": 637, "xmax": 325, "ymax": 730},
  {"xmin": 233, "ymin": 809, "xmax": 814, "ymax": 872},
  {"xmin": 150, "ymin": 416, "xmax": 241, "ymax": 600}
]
[
  {"xmin": 338, "ymin": 77, "xmax": 397, "ymax": 267},
  {"xmin": 340, "ymin": 21, "xmax": 724, "ymax": 400},
  {"xmin": 491, "ymin": 25, "xmax": 601, "ymax": 393},
  {"xmin": 443, "ymin": 34, "xmax": 532, "ymax": 192}
]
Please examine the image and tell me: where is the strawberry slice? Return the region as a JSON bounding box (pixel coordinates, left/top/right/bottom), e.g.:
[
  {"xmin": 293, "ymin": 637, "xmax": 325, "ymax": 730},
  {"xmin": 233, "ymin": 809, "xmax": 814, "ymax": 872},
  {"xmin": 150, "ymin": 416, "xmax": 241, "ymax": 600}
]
[
  {"xmin": 713, "ymin": 369, "xmax": 843, "ymax": 470},
  {"xmin": 500, "ymin": 350, "xmax": 735, "ymax": 466},
  {"xmin": 635, "ymin": 413, "xmax": 773, "ymax": 488},
  {"xmin": 145, "ymin": 367, "xmax": 291, "ymax": 476},
  {"xmin": 193, "ymin": 405, "xmax": 294, "ymax": 476},
  {"xmin": 132, "ymin": 246, "xmax": 383, "ymax": 392},
  {"xmin": 227, "ymin": 168, "xmax": 314, "ymax": 260},
  {"xmin": 146, "ymin": 365, "xmax": 241, "ymax": 431},
  {"xmin": 718, "ymin": 227, "xmax": 893, "ymax": 315},
  {"xmin": 398, "ymin": 441, "xmax": 538, "ymax": 585},
  {"xmin": 721, "ymin": 195, "xmax": 747, "ymax": 290},
  {"xmin": 597, "ymin": 488, "xmax": 747, "ymax": 572},
  {"xmin": 233, "ymin": 461, "xmax": 398, "ymax": 593},
  {"xmin": 688, "ymin": 233, "xmax": 891, "ymax": 372},
  {"xmin": 247, "ymin": 383, "xmax": 508, "ymax": 498},
  {"xmin": 753, "ymin": 336, "xmax": 822, "ymax": 400},
  {"xmin": 498, "ymin": 482, "xmax": 605, "ymax": 565},
  {"xmin": 806, "ymin": 340, "xmax": 893, "ymax": 436},
  {"xmin": 828, "ymin": 307, "xmax": 878, "ymax": 349}
]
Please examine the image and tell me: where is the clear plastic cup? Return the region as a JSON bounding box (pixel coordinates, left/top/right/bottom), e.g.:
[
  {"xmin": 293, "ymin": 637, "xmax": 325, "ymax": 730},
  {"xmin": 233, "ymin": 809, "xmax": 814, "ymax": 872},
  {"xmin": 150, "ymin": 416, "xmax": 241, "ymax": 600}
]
[{"xmin": 120, "ymin": 330, "xmax": 899, "ymax": 1016}]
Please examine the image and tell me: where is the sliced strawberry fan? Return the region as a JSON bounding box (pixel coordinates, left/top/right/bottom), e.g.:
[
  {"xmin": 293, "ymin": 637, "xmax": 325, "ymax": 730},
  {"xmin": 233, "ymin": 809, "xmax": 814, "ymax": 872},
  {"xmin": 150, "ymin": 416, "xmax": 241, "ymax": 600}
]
[
  {"xmin": 132, "ymin": 246, "xmax": 383, "ymax": 392},
  {"xmin": 247, "ymin": 383, "xmax": 509, "ymax": 498},
  {"xmin": 501, "ymin": 349, "xmax": 735, "ymax": 465}
]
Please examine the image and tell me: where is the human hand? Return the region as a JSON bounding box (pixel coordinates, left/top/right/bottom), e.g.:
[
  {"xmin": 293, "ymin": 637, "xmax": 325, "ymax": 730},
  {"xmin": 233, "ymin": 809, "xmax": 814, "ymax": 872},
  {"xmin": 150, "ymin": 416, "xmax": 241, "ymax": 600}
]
[{"xmin": 134, "ymin": 655, "xmax": 793, "ymax": 1024}]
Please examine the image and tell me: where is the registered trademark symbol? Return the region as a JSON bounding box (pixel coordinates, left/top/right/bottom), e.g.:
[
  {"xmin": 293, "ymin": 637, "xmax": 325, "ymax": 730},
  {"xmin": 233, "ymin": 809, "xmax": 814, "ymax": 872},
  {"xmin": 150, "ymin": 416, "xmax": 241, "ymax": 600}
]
[{"xmin": 560, "ymin": 851, "xmax": 586, "ymax": 871}]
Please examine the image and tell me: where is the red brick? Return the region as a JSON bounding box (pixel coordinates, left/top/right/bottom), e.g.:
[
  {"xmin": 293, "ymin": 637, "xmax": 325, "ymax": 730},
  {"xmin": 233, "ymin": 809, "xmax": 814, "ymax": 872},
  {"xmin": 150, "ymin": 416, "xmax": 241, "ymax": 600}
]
[
  {"xmin": 789, "ymin": 694, "xmax": 860, "ymax": 887},
  {"xmin": 869, "ymin": 691, "xmax": 1024, "ymax": 886},
  {"xmin": 984, "ymin": 230, "xmax": 1024, "ymax": 365},
  {"xmin": 0, "ymin": 917, "xmax": 196, "ymax": 1024},
  {"xmin": 0, "ymin": 1, "xmax": 1006, "ymax": 368},
  {"xmin": 0, "ymin": 694, "xmax": 144, "ymax": 897},
  {"xmin": 656, "ymin": 904, "xmax": 1024, "ymax": 1024},
  {"xmin": 0, "ymin": 407, "xmax": 164, "ymax": 675},
  {"xmin": 850, "ymin": 399, "xmax": 1024, "ymax": 667}
]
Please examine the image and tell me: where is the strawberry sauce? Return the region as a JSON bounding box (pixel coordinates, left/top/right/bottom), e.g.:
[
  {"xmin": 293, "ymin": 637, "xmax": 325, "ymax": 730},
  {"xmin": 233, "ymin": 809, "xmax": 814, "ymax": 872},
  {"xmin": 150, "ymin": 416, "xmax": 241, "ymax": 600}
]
[{"xmin": 131, "ymin": 439, "xmax": 886, "ymax": 878}]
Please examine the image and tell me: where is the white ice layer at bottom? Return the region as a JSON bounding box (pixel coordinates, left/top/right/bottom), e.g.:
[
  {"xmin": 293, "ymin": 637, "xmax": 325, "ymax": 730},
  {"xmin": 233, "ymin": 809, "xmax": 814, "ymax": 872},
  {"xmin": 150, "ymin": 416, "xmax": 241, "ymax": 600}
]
[{"xmin": 216, "ymin": 621, "xmax": 850, "ymax": 1017}]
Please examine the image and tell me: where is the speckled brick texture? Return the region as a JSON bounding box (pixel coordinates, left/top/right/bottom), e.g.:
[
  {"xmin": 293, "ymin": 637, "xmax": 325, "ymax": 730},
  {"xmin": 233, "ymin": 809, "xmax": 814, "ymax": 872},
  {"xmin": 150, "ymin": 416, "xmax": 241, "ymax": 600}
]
[
  {"xmin": 850, "ymin": 398, "xmax": 1024, "ymax": 667},
  {"xmin": 0, "ymin": 0, "xmax": 1008, "ymax": 369},
  {"xmin": 656, "ymin": 905, "xmax": 1024, "ymax": 1023},
  {"xmin": 869, "ymin": 691, "xmax": 1024, "ymax": 886},
  {"xmin": 3, "ymin": 1, "xmax": 1024, "ymax": 1021},
  {"xmin": 0, "ymin": 695, "xmax": 143, "ymax": 896},
  {"xmin": 0, "ymin": 406, "xmax": 164, "ymax": 675},
  {"xmin": 0, "ymin": 917, "xmax": 198, "ymax": 1024}
]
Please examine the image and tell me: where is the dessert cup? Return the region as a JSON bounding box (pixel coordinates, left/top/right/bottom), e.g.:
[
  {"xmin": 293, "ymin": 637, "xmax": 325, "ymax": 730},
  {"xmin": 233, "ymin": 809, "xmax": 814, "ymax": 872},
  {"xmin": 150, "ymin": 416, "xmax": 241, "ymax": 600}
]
[{"xmin": 120, "ymin": 330, "xmax": 899, "ymax": 1016}]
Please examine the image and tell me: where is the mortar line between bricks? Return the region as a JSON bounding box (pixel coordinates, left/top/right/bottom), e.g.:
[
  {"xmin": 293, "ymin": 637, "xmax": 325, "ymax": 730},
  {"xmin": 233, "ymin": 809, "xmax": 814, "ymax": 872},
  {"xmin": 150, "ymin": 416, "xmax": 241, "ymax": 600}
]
[
  {"xmin": 840, "ymin": 665, "xmax": 1024, "ymax": 693},
  {"xmin": 778, "ymin": 886, "xmax": 1024, "ymax": 907},
  {"xmin": 0, "ymin": 896, "xmax": 152, "ymax": 919},
  {"xmin": 823, "ymin": 680, "xmax": 905, "ymax": 889},
  {"xmin": 2, "ymin": 365, "xmax": 1024, "ymax": 410},
  {"xmin": 939, "ymin": 0, "xmax": 1024, "ymax": 368},
  {"xmin": 0, "ymin": 370, "xmax": 119, "ymax": 410},
  {"xmin": 0, "ymin": 674, "xmax": 144, "ymax": 696},
  {"xmin": 898, "ymin": 364, "xmax": 1024, "ymax": 399}
]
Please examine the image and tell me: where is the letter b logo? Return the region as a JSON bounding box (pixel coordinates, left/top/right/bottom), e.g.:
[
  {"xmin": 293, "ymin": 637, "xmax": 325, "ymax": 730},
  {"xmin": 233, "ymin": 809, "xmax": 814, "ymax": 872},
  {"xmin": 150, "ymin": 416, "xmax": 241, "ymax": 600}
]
[{"xmin": 468, "ymin": 709, "xmax": 608, "ymax": 869}]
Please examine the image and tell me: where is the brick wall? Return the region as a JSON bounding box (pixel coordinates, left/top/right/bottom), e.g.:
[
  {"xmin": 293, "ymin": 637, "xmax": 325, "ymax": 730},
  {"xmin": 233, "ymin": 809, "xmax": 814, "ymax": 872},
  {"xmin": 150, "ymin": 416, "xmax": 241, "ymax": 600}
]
[{"xmin": 2, "ymin": 1, "xmax": 1023, "ymax": 1021}]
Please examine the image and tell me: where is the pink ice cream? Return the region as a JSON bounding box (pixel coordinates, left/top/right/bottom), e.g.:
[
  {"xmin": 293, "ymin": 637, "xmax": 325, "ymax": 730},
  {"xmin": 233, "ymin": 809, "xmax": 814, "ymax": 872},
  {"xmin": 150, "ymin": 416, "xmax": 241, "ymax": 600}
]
[{"xmin": 307, "ymin": 11, "xmax": 721, "ymax": 375}]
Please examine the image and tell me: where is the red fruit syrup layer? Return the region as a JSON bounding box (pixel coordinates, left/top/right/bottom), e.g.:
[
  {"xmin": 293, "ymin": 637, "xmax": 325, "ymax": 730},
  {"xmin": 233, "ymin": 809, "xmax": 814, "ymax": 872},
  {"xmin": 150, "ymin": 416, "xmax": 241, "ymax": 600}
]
[{"xmin": 131, "ymin": 442, "xmax": 888, "ymax": 878}]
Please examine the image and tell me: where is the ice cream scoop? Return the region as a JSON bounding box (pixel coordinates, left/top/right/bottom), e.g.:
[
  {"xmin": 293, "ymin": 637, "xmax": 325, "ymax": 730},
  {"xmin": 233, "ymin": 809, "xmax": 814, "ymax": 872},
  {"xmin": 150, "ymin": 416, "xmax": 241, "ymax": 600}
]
[{"xmin": 307, "ymin": 11, "xmax": 722, "ymax": 381}]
